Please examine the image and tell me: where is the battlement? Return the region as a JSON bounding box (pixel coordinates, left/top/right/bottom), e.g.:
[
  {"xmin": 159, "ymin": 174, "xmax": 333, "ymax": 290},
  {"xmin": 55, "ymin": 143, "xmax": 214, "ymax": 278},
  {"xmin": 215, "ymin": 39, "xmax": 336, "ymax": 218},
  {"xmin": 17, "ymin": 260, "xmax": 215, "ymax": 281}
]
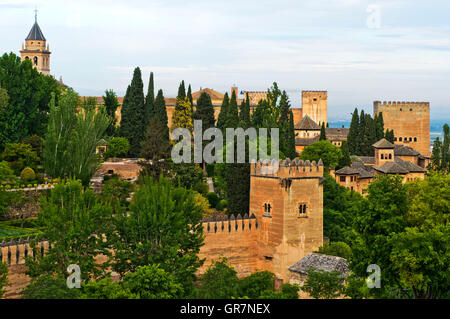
[
  {"xmin": 251, "ymin": 159, "xmax": 324, "ymax": 178},
  {"xmin": 202, "ymin": 214, "xmax": 258, "ymax": 234},
  {"xmin": 374, "ymin": 101, "xmax": 430, "ymax": 110}
]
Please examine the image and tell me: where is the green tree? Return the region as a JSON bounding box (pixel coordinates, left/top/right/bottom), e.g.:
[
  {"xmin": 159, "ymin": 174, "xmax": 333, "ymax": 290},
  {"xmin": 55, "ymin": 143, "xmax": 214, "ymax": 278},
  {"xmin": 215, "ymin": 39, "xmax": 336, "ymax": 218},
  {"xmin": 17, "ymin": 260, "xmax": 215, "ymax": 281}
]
[
  {"xmin": 0, "ymin": 53, "xmax": 60, "ymax": 149},
  {"xmin": 101, "ymin": 176, "xmax": 133, "ymax": 210},
  {"xmin": 103, "ymin": 89, "xmax": 120, "ymax": 137},
  {"xmin": 25, "ymin": 180, "xmax": 114, "ymax": 282},
  {"xmin": 177, "ymin": 80, "xmax": 186, "ymax": 100},
  {"xmin": 196, "ymin": 258, "xmax": 239, "ymax": 299},
  {"xmin": 0, "ymin": 261, "xmax": 7, "ymax": 298},
  {"xmin": 217, "ymin": 92, "xmax": 229, "ymax": 130},
  {"xmin": 441, "ymin": 124, "xmax": 449, "ymax": 172},
  {"xmin": 21, "ymin": 275, "xmax": 81, "ymax": 299},
  {"xmin": 140, "ymin": 119, "xmax": 171, "ymax": 161},
  {"xmin": 300, "ymin": 140, "xmax": 342, "ymax": 170},
  {"xmin": 144, "ymin": 72, "xmax": 155, "ymax": 125},
  {"xmin": 347, "ymin": 108, "xmax": 360, "ymax": 155},
  {"xmin": 104, "ymin": 137, "xmax": 130, "ymax": 159},
  {"xmin": 238, "ymin": 271, "xmax": 275, "ymax": 298},
  {"xmin": 0, "ymin": 160, "xmax": 16, "ymax": 183},
  {"xmin": 0, "ymin": 85, "xmax": 9, "ymax": 110},
  {"xmin": 1, "ymin": 142, "xmax": 39, "ymax": 175},
  {"xmin": 319, "ymin": 122, "xmax": 327, "ymax": 141},
  {"xmin": 43, "ymin": 89, "xmax": 110, "ymax": 185},
  {"xmin": 316, "ymin": 242, "xmax": 352, "ymax": 260},
  {"xmin": 239, "ymin": 93, "xmax": 251, "ymax": 128},
  {"xmin": 21, "ymin": 134, "xmax": 43, "ymax": 159},
  {"xmin": 430, "ymin": 137, "xmax": 442, "ymax": 170},
  {"xmin": 337, "ymin": 141, "xmax": 351, "ymax": 169},
  {"xmin": 119, "ymin": 67, "xmax": 146, "ymax": 157},
  {"xmin": 187, "ymin": 84, "xmax": 193, "ymax": 114},
  {"xmin": 111, "ymin": 176, "xmax": 204, "ymax": 294},
  {"xmin": 154, "ymin": 89, "xmax": 169, "ymax": 141},
  {"xmin": 123, "ymin": 264, "xmax": 184, "ymax": 299},
  {"xmin": 171, "ymin": 97, "xmax": 193, "ymax": 132},
  {"xmin": 285, "ymin": 111, "xmax": 297, "ymax": 159},
  {"xmin": 193, "ymin": 92, "xmax": 215, "ymax": 133},
  {"xmin": 301, "ymin": 268, "xmax": 344, "ymax": 299}
]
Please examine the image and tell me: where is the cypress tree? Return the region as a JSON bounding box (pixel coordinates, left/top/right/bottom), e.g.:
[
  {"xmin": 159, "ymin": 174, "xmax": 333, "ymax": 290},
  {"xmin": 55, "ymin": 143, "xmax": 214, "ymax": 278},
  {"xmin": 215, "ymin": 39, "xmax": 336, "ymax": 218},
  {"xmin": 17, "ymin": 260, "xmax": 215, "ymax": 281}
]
[
  {"xmin": 187, "ymin": 84, "xmax": 193, "ymax": 114},
  {"xmin": 251, "ymin": 99, "xmax": 266, "ymax": 128},
  {"xmin": 441, "ymin": 124, "xmax": 449, "ymax": 172},
  {"xmin": 347, "ymin": 108, "xmax": 359, "ymax": 155},
  {"xmin": 431, "ymin": 137, "xmax": 442, "ymax": 170},
  {"xmin": 217, "ymin": 92, "xmax": 229, "ymax": 130},
  {"xmin": 319, "ymin": 122, "xmax": 327, "ymax": 141},
  {"xmin": 177, "ymin": 80, "xmax": 186, "ymax": 101},
  {"xmin": 226, "ymin": 90, "xmax": 240, "ymax": 128},
  {"xmin": 144, "ymin": 72, "xmax": 155, "ymax": 123},
  {"xmin": 286, "ymin": 110, "xmax": 297, "ymax": 159},
  {"xmin": 119, "ymin": 67, "xmax": 146, "ymax": 157},
  {"xmin": 357, "ymin": 110, "xmax": 366, "ymax": 155},
  {"xmin": 239, "ymin": 93, "xmax": 251, "ymax": 129},
  {"xmin": 194, "ymin": 92, "xmax": 215, "ymax": 133},
  {"xmin": 385, "ymin": 129, "xmax": 394, "ymax": 143},
  {"xmin": 376, "ymin": 112, "xmax": 384, "ymax": 140},
  {"xmin": 154, "ymin": 89, "xmax": 169, "ymax": 141},
  {"xmin": 171, "ymin": 97, "xmax": 193, "ymax": 132}
]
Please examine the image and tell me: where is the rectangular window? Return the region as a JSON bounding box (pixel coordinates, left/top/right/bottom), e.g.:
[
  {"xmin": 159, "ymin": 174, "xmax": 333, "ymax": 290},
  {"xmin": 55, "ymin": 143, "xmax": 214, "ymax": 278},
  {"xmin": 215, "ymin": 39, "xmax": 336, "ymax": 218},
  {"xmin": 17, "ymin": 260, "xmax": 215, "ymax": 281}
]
[{"xmin": 340, "ymin": 176, "xmax": 346, "ymax": 182}]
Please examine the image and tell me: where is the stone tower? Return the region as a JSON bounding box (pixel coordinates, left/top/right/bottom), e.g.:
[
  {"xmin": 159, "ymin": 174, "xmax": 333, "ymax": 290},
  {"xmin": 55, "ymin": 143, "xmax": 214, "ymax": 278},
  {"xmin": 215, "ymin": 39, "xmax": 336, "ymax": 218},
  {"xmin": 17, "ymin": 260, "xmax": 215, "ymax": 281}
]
[
  {"xmin": 249, "ymin": 159, "xmax": 324, "ymax": 280},
  {"xmin": 373, "ymin": 101, "xmax": 430, "ymax": 156},
  {"xmin": 302, "ymin": 91, "xmax": 327, "ymax": 126},
  {"xmin": 20, "ymin": 11, "xmax": 51, "ymax": 75}
]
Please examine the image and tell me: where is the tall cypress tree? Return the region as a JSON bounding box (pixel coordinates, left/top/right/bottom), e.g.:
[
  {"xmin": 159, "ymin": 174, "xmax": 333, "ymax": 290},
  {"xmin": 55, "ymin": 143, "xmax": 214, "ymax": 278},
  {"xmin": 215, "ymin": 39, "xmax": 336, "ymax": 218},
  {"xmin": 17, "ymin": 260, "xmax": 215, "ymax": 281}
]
[
  {"xmin": 226, "ymin": 90, "xmax": 240, "ymax": 128},
  {"xmin": 154, "ymin": 89, "xmax": 169, "ymax": 141},
  {"xmin": 187, "ymin": 84, "xmax": 193, "ymax": 114},
  {"xmin": 177, "ymin": 80, "xmax": 186, "ymax": 101},
  {"xmin": 286, "ymin": 110, "xmax": 297, "ymax": 159},
  {"xmin": 441, "ymin": 124, "xmax": 449, "ymax": 172},
  {"xmin": 194, "ymin": 92, "xmax": 215, "ymax": 133},
  {"xmin": 119, "ymin": 67, "xmax": 146, "ymax": 157},
  {"xmin": 338, "ymin": 141, "xmax": 351, "ymax": 169},
  {"xmin": 319, "ymin": 122, "xmax": 327, "ymax": 141},
  {"xmin": 145, "ymin": 72, "xmax": 155, "ymax": 124},
  {"xmin": 347, "ymin": 108, "xmax": 359, "ymax": 155},
  {"xmin": 431, "ymin": 137, "xmax": 442, "ymax": 170},
  {"xmin": 217, "ymin": 92, "xmax": 229, "ymax": 130},
  {"xmin": 239, "ymin": 93, "xmax": 251, "ymax": 129}
]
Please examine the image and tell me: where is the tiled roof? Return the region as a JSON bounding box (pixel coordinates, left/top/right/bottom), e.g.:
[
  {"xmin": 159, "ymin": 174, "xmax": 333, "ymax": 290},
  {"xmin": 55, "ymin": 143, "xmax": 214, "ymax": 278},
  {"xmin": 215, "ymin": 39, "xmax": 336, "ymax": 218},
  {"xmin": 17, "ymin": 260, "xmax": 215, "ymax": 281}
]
[
  {"xmin": 355, "ymin": 156, "xmax": 376, "ymax": 164},
  {"xmin": 373, "ymin": 138, "xmax": 395, "ymax": 149},
  {"xmin": 289, "ymin": 253, "xmax": 349, "ymax": 277},
  {"xmin": 326, "ymin": 127, "xmax": 349, "ymax": 137},
  {"xmin": 394, "ymin": 157, "xmax": 426, "ymax": 173},
  {"xmin": 295, "ymin": 136, "xmax": 320, "ymax": 146},
  {"xmin": 296, "ymin": 115, "xmax": 320, "ymax": 130},
  {"xmin": 394, "ymin": 144, "xmax": 420, "ymax": 156},
  {"xmin": 192, "ymin": 88, "xmax": 224, "ymax": 101},
  {"xmin": 26, "ymin": 22, "xmax": 46, "ymax": 41},
  {"xmin": 374, "ymin": 161, "xmax": 409, "ymax": 174},
  {"xmin": 335, "ymin": 162, "xmax": 374, "ymax": 179}
]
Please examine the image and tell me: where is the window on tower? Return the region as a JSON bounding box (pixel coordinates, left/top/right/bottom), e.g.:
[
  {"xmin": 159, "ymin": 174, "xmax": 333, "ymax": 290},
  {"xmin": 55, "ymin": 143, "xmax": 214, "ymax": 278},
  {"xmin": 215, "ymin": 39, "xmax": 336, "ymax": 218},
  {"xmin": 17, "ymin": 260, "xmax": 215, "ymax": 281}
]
[{"xmin": 34, "ymin": 56, "xmax": 38, "ymax": 66}]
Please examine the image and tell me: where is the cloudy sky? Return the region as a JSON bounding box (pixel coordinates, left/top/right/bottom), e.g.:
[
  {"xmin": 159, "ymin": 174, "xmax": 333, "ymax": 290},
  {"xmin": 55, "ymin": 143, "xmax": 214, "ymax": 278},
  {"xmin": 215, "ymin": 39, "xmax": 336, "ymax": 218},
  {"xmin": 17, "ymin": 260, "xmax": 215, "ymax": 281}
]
[{"xmin": 1, "ymin": 0, "xmax": 449, "ymax": 120}]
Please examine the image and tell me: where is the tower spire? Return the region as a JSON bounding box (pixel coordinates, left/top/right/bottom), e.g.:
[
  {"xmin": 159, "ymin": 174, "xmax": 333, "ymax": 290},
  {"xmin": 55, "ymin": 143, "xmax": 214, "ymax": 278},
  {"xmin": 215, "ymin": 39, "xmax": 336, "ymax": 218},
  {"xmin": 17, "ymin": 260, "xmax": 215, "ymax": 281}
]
[{"xmin": 34, "ymin": 7, "xmax": 38, "ymax": 23}]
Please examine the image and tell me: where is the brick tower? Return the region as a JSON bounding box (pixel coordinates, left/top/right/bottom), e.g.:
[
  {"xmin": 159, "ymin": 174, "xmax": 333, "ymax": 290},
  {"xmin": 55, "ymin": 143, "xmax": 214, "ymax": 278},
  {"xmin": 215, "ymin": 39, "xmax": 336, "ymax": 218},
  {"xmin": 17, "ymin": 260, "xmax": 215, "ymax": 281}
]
[
  {"xmin": 20, "ymin": 10, "xmax": 51, "ymax": 75},
  {"xmin": 302, "ymin": 91, "xmax": 327, "ymax": 126}
]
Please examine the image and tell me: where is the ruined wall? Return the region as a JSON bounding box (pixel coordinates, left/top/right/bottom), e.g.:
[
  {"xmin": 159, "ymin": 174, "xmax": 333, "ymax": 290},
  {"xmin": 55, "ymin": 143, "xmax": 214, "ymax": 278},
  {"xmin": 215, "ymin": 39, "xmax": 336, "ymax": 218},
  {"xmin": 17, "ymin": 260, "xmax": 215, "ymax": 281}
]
[{"xmin": 374, "ymin": 101, "xmax": 430, "ymax": 156}]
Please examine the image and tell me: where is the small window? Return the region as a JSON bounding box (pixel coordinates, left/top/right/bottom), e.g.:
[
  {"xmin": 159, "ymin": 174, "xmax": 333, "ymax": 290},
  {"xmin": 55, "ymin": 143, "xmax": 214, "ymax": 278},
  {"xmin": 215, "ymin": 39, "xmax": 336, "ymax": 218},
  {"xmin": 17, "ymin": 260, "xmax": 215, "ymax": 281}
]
[
  {"xmin": 381, "ymin": 154, "xmax": 384, "ymax": 159},
  {"xmin": 298, "ymin": 203, "xmax": 307, "ymax": 216},
  {"xmin": 340, "ymin": 176, "xmax": 346, "ymax": 182},
  {"xmin": 263, "ymin": 202, "xmax": 272, "ymax": 217},
  {"xmin": 389, "ymin": 154, "xmax": 392, "ymax": 159},
  {"xmin": 414, "ymin": 137, "xmax": 417, "ymax": 142},
  {"xmin": 400, "ymin": 108, "xmax": 402, "ymax": 111},
  {"xmin": 33, "ymin": 56, "xmax": 38, "ymax": 66},
  {"xmin": 399, "ymin": 137, "xmax": 402, "ymax": 141},
  {"xmin": 265, "ymin": 256, "xmax": 273, "ymax": 261},
  {"xmin": 107, "ymin": 169, "xmax": 114, "ymax": 174},
  {"xmin": 313, "ymin": 98, "xmax": 317, "ymax": 101},
  {"xmin": 394, "ymin": 137, "xmax": 397, "ymax": 141},
  {"xmin": 410, "ymin": 108, "xmax": 413, "ymax": 111}
]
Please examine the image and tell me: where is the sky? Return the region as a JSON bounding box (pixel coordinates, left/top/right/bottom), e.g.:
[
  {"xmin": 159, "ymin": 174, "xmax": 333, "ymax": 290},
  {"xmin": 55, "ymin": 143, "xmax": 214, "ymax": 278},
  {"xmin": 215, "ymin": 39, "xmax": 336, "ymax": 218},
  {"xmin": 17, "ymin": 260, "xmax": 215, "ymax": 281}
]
[{"xmin": 1, "ymin": 0, "xmax": 449, "ymax": 121}]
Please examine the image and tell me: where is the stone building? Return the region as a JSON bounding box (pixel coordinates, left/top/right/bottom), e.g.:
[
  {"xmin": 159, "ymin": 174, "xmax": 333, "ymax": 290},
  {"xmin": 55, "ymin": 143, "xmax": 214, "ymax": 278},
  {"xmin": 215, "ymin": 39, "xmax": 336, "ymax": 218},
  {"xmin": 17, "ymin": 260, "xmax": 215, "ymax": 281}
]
[
  {"xmin": 20, "ymin": 13, "xmax": 51, "ymax": 75},
  {"xmin": 334, "ymin": 138, "xmax": 426, "ymax": 194},
  {"xmin": 374, "ymin": 101, "xmax": 430, "ymax": 156}
]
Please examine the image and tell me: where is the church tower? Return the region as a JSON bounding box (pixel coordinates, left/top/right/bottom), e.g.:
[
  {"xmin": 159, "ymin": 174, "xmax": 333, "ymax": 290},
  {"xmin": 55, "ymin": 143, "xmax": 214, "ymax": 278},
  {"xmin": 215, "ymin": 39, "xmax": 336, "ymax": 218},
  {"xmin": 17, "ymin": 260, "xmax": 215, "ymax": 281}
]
[{"xmin": 20, "ymin": 11, "xmax": 51, "ymax": 75}]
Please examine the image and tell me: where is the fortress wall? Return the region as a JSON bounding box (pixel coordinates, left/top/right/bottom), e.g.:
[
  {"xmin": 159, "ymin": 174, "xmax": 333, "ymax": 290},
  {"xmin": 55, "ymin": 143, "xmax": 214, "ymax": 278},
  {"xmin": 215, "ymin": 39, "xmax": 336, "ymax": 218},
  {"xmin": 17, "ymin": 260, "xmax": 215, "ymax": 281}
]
[
  {"xmin": 374, "ymin": 101, "xmax": 430, "ymax": 155},
  {"xmin": 198, "ymin": 217, "xmax": 259, "ymax": 277}
]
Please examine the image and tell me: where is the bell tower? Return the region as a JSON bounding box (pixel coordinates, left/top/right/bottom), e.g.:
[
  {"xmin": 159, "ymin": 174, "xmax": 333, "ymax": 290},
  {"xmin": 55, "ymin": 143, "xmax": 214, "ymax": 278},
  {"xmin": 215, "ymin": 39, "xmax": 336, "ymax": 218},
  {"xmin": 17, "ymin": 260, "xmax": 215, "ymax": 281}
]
[{"xmin": 20, "ymin": 10, "xmax": 51, "ymax": 75}]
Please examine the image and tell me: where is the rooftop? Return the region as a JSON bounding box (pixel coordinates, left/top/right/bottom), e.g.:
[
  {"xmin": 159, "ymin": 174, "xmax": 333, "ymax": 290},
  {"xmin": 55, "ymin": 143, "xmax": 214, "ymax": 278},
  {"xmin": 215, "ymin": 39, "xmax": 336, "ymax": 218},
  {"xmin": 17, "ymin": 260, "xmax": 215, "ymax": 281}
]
[
  {"xmin": 289, "ymin": 253, "xmax": 349, "ymax": 277},
  {"xmin": 296, "ymin": 115, "xmax": 321, "ymax": 130},
  {"xmin": 372, "ymin": 138, "xmax": 395, "ymax": 149},
  {"xmin": 26, "ymin": 22, "xmax": 46, "ymax": 41}
]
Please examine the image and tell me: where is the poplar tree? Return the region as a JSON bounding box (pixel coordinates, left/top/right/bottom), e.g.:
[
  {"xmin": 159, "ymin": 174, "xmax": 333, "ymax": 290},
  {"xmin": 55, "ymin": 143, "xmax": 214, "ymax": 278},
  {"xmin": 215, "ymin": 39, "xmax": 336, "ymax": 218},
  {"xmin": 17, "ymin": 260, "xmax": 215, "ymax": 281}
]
[
  {"xmin": 119, "ymin": 67, "xmax": 146, "ymax": 157},
  {"xmin": 217, "ymin": 93, "xmax": 229, "ymax": 130}
]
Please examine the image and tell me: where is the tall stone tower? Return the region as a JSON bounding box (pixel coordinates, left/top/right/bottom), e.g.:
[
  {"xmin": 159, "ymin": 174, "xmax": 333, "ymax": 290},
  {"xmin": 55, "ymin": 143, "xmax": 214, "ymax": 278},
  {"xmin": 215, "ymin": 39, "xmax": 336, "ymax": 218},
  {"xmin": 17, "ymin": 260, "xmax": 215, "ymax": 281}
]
[
  {"xmin": 302, "ymin": 91, "xmax": 327, "ymax": 126},
  {"xmin": 250, "ymin": 159, "xmax": 324, "ymax": 280},
  {"xmin": 20, "ymin": 11, "xmax": 51, "ymax": 75},
  {"xmin": 374, "ymin": 101, "xmax": 430, "ymax": 156}
]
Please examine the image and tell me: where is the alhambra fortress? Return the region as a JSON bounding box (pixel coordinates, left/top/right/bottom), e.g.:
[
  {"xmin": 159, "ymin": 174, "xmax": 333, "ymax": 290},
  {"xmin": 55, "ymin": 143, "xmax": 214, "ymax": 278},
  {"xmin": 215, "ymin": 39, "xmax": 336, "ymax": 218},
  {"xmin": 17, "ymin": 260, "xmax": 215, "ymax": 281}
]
[{"xmin": 1, "ymin": 17, "xmax": 431, "ymax": 298}]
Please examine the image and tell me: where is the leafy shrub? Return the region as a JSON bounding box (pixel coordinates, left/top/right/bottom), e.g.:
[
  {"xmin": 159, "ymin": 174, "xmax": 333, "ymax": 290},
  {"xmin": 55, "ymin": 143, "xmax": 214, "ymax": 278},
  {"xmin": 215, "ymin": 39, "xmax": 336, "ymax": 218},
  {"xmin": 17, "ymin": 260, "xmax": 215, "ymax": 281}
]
[
  {"xmin": 316, "ymin": 241, "xmax": 352, "ymax": 260},
  {"xmin": 205, "ymin": 192, "xmax": 219, "ymax": 208},
  {"xmin": 216, "ymin": 199, "xmax": 227, "ymax": 211},
  {"xmin": 20, "ymin": 167, "xmax": 35, "ymax": 182}
]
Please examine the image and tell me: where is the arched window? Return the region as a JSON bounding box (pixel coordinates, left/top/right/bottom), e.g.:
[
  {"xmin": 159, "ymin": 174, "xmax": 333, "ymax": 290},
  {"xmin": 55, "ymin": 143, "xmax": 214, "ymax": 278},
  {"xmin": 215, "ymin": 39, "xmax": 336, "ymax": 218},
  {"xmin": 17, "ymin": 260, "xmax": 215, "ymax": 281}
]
[
  {"xmin": 414, "ymin": 137, "xmax": 417, "ymax": 142},
  {"xmin": 399, "ymin": 137, "xmax": 402, "ymax": 141},
  {"xmin": 389, "ymin": 153, "xmax": 392, "ymax": 159},
  {"xmin": 409, "ymin": 137, "xmax": 412, "ymax": 142},
  {"xmin": 263, "ymin": 202, "xmax": 272, "ymax": 217},
  {"xmin": 34, "ymin": 56, "xmax": 38, "ymax": 66},
  {"xmin": 381, "ymin": 154, "xmax": 384, "ymax": 159},
  {"xmin": 299, "ymin": 203, "xmax": 307, "ymax": 216}
]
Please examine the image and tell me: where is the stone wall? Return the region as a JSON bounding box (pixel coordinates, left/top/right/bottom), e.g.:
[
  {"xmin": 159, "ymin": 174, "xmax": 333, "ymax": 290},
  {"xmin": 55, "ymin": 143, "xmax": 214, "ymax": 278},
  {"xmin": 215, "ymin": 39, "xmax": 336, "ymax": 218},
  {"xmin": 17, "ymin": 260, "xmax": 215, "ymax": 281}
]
[{"xmin": 374, "ymin": 101, "xmax": 430, "ymax": 156}]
